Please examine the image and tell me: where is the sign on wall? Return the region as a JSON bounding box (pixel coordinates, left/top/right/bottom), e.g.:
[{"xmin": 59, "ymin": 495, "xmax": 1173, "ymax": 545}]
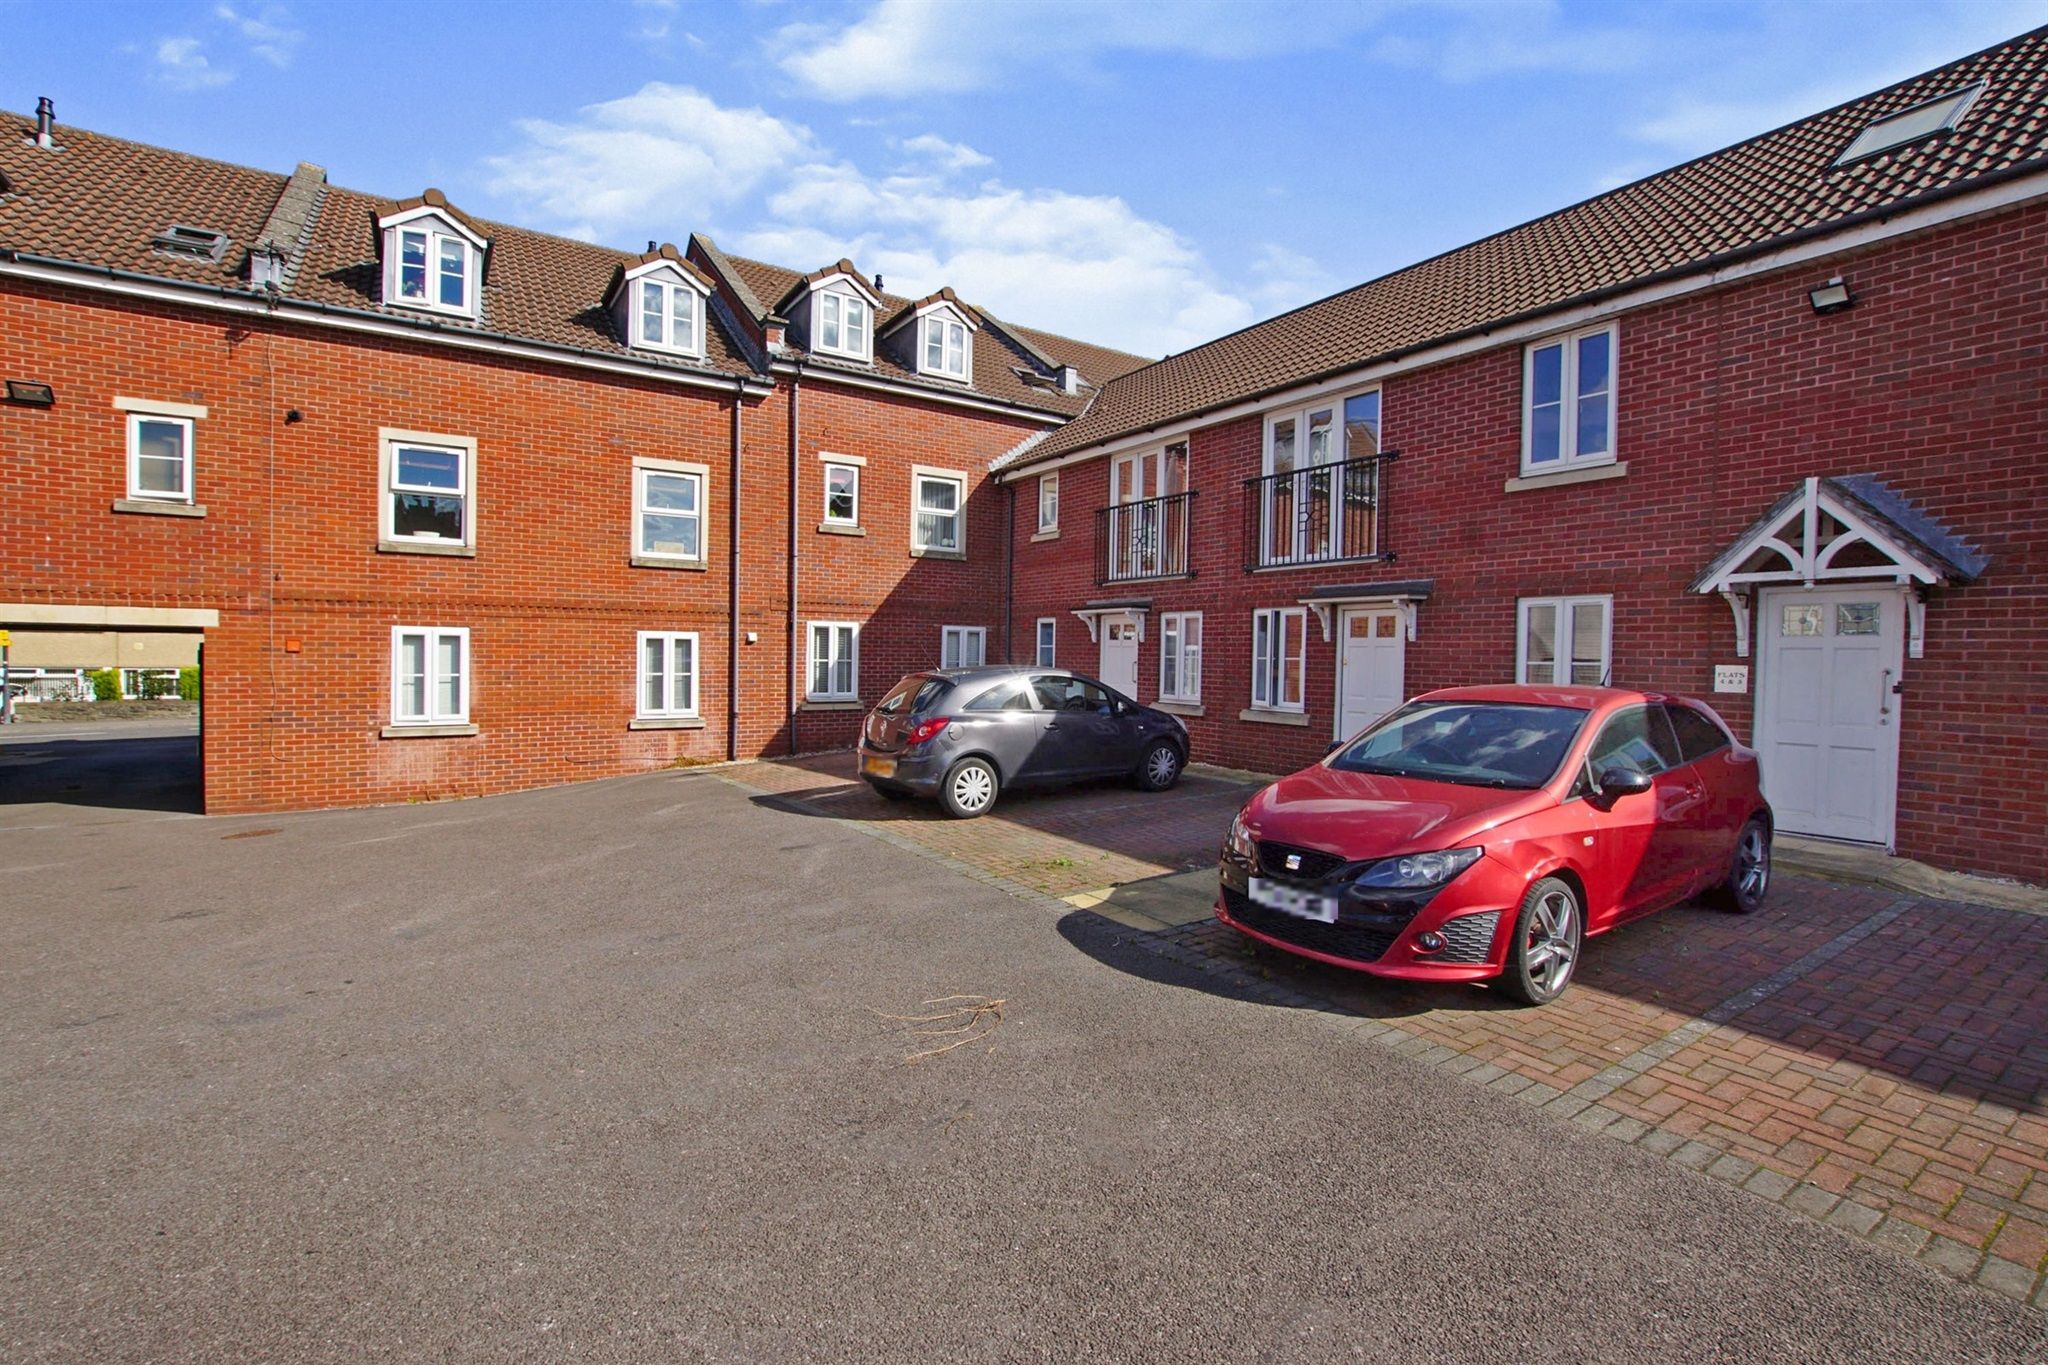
[{"xmin": 1713, "ymin": 664, "xmax": 1749, "ymax": 694}]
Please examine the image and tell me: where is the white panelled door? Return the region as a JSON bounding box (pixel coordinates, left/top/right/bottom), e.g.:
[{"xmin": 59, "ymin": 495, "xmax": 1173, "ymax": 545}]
[
  {"xmin": 1099, "ymin": 618, "xmax": 1140, "ymax": 698},
  {"xmin": 1756, "ymin": 586, "xmax": 1903, "ymax": 845},
  {"xmin": 1336, "ymin": 608, "xmax": 1406, "ymax": 742}
]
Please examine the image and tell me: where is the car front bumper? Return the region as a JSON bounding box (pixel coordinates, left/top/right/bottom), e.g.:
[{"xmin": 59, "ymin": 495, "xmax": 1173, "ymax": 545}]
[{"xmin": 1215, "ymin": 847, "xmax": 1523, "ymax": 982}]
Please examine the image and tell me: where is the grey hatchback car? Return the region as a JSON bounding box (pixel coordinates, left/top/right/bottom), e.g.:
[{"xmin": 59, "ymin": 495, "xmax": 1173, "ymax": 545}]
[{"xmin": 857, "ymin": 666, "xmax": 1189, "ymax": 817}]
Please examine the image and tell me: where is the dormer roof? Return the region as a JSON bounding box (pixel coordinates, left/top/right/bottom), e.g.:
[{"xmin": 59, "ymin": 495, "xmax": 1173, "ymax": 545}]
[
  {"xmin": 770, "ymin": 258, "xmax": 883, "ymax": 313},
  {"xmin": 879, "ymin": 287, "xmax": 983, "ymax": 336},
  {"xmin": 601, "ymin": 241, "xmax": 715, "ymax": 308},
  {"xmin": 375, "ymin": 188, "xmax": 489, "ymax": 247}
]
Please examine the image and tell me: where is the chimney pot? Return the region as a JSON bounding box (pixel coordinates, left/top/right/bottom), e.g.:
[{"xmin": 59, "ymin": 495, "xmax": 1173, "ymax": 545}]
[
  {"xmin": 873, "ymin": 273, "xmax": 884, "ymax": 291},
  {"xmin": 647, "ymin": 240, "xmax": 657, "ymax": 254},
  {"xmin": 34, "ymin": 96, "xmax": 56, "ymax": 149}
]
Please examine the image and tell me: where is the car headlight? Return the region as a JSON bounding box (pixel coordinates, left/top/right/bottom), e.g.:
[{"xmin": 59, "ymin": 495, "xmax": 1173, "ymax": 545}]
[
  {"xmin": 1225, "ymin": 809, "xmax": 1257, "ymax": 860},
  {"xmin": 1352, "ymin": 846, "xmax": 1482, "ymax": 890}
]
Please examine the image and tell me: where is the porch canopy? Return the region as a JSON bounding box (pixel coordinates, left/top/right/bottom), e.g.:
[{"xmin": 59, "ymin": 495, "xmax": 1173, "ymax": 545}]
[{"xmin": 1690, "ymin": 475, "xmax": 1987, "ymax": 658}]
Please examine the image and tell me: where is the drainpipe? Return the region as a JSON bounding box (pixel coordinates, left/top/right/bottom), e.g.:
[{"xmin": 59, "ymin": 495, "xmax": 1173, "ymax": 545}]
[
  {"xmin": 787, "ymin": 368, "xmax": 802, "ymax": 755},
  {"xmin": 1004, "ymin": 482, "xmax": 1015, "ymax": 662},
  {"xmin": 728, "ymin": 385, "xmax": 744, "ymax": 762}
]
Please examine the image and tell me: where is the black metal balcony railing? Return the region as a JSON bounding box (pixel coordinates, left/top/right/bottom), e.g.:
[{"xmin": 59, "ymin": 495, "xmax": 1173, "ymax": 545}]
[
  {"xmin": 1242, "ymin": 451, "xmax": 1396, "ymax": 571},
  {"xmin": 1095, "ymin": 490, "xmax": 1196, "ymax": 583}
]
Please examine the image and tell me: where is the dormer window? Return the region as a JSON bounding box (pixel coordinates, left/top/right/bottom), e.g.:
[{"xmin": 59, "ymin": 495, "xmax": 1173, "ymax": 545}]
[
  {"xmin": 608, "ymin": 247, "xmax": 713, "ymax": 361},
  {"xmin": 919, "ymin": 313, "xmax": 970, "ymax": 381},
  {"xmin": 378, "ymin": 196, "xmax": 487, "ymax": 320},
  {"xmin": 815, "ymin": 289, "xmax": 871, "ymax": 362},
  {"xmin": 638, "ymin": 278, "xmax": 700, "ymax": 353}
]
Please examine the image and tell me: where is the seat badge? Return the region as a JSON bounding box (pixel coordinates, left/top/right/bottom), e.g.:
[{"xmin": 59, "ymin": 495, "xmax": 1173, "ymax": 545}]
[{"xmin": 1284, "ymin": 853, "xmax": 1302, "ymax": 871}]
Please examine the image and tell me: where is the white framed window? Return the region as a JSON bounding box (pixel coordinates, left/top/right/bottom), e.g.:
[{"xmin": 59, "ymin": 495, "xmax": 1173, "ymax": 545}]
[
  {"xmin": 1036, "ymin": 617, "xmax": 1057, "ymax": 668},
  {"xmin": 125, "ymin": 412, "xmax": 194, "ymax": 503},
  {"xmin": 814, "ymin": 289, "xmax": 871, "ymax": 362},
  {"xmin": 1250, "ymin": 607, "xmax": 1306, "ymax": 712},
  {"xmin": 918, "ymin": 313, "xmax": 970, "ymax": 381},
  {"xmin": 637, "ymin": 631, "xmax": 699, "ymax": 719},
  {"xmin": 1037, "ymin": 471, "xmax": 1059, "ymax": 533},
  {"xmin": 1522, "ymin": 324, "xmax": 1616, "ymax": 474},
  {"xmin": 391, "ymin": 626, "xmax": 469, "ymax": 725},
  {"xmin": 633, "ymin": 276, "xmax": 704, "ymax": 357},
  {"xmin": 379, "ymin": 428, "xmax": 476, "ymax": 549},
  {"xmin": 1160, "ymin": 612, "xmax": 1202, "ymax": 704},
  {"xmin": 1518, "ymin": 595, "xmax": 1612, "ymax": 686},
  {"xmin": 940, "ymin": 626, "xmax": 986, "ymax": 670},
  {"xmin": 822, "ymin": 459, "xmax": 861, "ymax": 527},
  {"xmin": 382, "ymin": 218, "xmax": 481, "ymax": 317},
  {"xmin": 807, "ymin": 621, "xmax": 860, "ymax": 701},
  {"xmin": 1258, "ymin": 388, "xmax": 1381, "ymax": 565},
  {"xmin": 911, "ymin": 466, "xmax": 966, "ymax": 555},
  {"xmin": 633, "ymin": 458, "xmax": 708, "ymax": 564}
]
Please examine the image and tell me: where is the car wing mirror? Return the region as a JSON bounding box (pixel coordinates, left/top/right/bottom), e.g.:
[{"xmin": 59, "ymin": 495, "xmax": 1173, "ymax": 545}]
[
  {"xmin": 1592, "ymin": 762, "xmax": 1654, "ymax": 807},
  {"xmin": 1324, "ymin": 739, "xmax": 1345, "ymax": 757}
]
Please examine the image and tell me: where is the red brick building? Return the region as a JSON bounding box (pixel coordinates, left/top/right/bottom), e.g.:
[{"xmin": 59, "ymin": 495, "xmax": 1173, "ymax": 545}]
[
  {"xmin": 0, "ymin": 109, "xmax": 1142, "ymax": 811},
  {"xmin": 997, "ymin": 33, "xmax": 2048, "ymax": 883}
]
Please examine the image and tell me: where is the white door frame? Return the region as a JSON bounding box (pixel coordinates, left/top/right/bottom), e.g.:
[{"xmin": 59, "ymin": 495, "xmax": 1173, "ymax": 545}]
[
  {"xmin": 1754, "ymin": 582, "xmax": 1906, "ymax": 849},
  {"xmin": 1332, "ymin": 603, "xmax": 1408, "ymax": 741}
]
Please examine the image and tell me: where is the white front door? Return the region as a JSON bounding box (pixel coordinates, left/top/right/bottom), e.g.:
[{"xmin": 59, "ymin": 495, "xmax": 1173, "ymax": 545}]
[
  {"xmin": 1336, "ymin": 607, "xmax": 1406, "ymax": 741},
  {"xmin": 1099, "ymin": 618, "xmax": 1140, "ymax": 698},
  {"xmin": 1756, "ymin": 586, "xmax": 1904, "ymax": 845}
]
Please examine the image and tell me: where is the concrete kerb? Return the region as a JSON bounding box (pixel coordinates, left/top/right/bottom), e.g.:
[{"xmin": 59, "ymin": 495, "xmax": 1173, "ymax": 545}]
[{"xmin": 713, "ymin": 766, "xmax": 2046, "ymax": 1311}]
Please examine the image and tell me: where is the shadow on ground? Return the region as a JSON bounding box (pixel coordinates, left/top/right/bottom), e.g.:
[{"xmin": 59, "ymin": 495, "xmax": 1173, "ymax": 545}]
[{"xmin": 0, "ymin": 731, "xmax": 202, "ymax": 815}]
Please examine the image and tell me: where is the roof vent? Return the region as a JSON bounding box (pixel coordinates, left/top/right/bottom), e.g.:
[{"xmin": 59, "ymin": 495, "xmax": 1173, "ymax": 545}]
[
  {"xmin": 151, "ymin": 224, "xmax": 231, "ymax": 263},
  {"xmin": 1834, "ymin": 82, "xmax": 1983, "ymax": 166},
  {"xmin": 32, "ymin": 96, "xmax": 56, "ymax": 150},
  {"xmin": 1056, "ymin": 364, "xmax": 1082, "ymax": 396}
]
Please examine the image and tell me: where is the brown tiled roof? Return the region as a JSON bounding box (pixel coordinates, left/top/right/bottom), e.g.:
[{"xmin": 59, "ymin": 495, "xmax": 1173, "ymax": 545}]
[
  {"xmin": 0, "ymin": 115, "xmax": 284, "ymax": 289},
  {"xmin": 716, "ymin": 250, "xmax": 1150, "ymax": 416},
  {"xmin": 878, "ymin": 287, "xmax": 983, "ymax": 332},
  {"xmin": 1012, "ymin": 28, "xmax": 2048, "ymax": 468}
]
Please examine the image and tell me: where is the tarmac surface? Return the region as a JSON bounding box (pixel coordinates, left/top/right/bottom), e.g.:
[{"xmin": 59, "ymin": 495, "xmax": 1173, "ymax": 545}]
[{"xmin": 2, "ymin": 760, "xmax": 2043, "ymax": 1361}]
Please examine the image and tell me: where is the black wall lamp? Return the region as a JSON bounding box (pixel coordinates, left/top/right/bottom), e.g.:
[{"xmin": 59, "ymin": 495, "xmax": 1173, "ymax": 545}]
[
  {"xmin": 1808, "ymin": 276, "xmax": 1854, "ymax": 314},
  {"xmin": 5, "ymin": 379, "xmax": 56, "ymax": 407}
]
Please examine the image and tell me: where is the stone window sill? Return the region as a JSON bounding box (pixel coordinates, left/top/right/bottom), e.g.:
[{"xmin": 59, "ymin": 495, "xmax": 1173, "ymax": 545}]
[
  {"xmin": 1504, "ymin": 460, "xmax": 1627, "ymax": 494},
  {"xmin": 379, "ymin": 539, "xmax": 476, "ymax": 558},
  {"xmin": 910, "ymin": 547, "xmax": 967, "ymax": 561},
  {"xmin": 800, "ymin": 699, "xmax": 864, "ymax": 712},
  {"xmin": 1031, "ymin": 528, "xmax": 1060, "ymax": 542},
  {"xmin": 818, "ymin": 523, "xmax": 867, "ymax": 537},
  {"xmin": 629, "ymin": 716, "xmax": 706, "ymax": 730},
  {"xmin": 113, "ymin": 499, "xmax": 206, "ymax": 518},
  {"xmin": 380, "ymin": 723, "xmax": 480, "ymax": 739},
  {"xmin": 1238, "ymin": 708, "xmax": 1309, "ymax": 727},
  {"xmin": 1154, "ymin": 700, "xmax": 1204, "ymax": 717},
  {"xmin": 630, "ymin": 554, "xmax": 710, "ymax": 570}
]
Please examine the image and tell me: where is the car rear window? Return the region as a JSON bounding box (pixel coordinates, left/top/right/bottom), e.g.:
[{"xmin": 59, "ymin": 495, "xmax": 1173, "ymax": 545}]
[
  {"xmin": 1664, "ymin": 704, "xmax": 1731, "ymax": 763},
  {"xmin": 1332, "ymin": 701, "xmax": 1588, "ymax": 790},
  {"xmin": 875, "ymin": 675, "xmax": 950, "ymax": 717},
  {"xmin": 964, "ymin": 680, "xmax": 1034, "ymax": 712}
]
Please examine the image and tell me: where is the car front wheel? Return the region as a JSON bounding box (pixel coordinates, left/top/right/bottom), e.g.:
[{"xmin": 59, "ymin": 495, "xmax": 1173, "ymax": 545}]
[
  {"xmin": 1710, "ymin": 816, "xmax": 1771, "ymax": 914},
  {"xmin": 1134, "ymin": 738, "xmax": 1184, "ymax": 792},
  {"xmin": 939, "ymin": 757, "xmax": 999, "ymax": 819},
  {"xmin": 1498, "ymin": 876, "xmax": 1584, "ymax": 1006}
]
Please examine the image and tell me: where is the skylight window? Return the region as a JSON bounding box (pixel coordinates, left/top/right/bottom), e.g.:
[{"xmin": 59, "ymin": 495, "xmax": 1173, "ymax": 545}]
[
  {"xmin": 1834, "ymin": 83, "xmax": 1983, "ymax": 166},
  {"xmin": 151, "ymin": 224, "xmax": 229, "ymax": 263}
]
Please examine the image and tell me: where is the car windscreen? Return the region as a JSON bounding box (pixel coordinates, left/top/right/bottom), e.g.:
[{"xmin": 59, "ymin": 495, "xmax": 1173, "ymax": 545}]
[
  {"xmin": 1331, "ymin": 701, "xmax": 1590, "ymax": 790},
  {"xmin": 875, "ymin": 675, "xmax": 950, "ymax": 718}
]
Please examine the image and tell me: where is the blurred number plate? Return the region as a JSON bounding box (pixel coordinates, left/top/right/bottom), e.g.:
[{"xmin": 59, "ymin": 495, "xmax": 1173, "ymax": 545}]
[
  {"xmin": 1248, "ymin": 877, "xmax": 1337, "ymax": 923},
  {"xmin": 862, "ymin": 755, "xmax": 896, "ymax": 778}
]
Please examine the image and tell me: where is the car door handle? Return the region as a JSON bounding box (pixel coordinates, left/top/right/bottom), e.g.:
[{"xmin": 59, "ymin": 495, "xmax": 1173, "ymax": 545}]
[{"xmin": 1044, "ymin": 721, "xmax": 1063, "ymax": 731}]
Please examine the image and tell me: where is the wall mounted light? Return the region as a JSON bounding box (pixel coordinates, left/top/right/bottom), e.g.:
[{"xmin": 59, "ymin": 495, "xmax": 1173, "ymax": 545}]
[
  {"xmin": 5, "ymin": 380, "xmax": 55, "ymax": 407},
  {"xmin": 1808, "ymin": 277, "xmax": 1854, "ymax": 314}
]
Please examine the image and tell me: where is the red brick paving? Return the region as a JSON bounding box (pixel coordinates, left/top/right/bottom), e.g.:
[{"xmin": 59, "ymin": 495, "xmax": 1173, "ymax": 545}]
[{"xmin": 724, "ymin": 753, "xmax": 2048, "ymax": 1305}]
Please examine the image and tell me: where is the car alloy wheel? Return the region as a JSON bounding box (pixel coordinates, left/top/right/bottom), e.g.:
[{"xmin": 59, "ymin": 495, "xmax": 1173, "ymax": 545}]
[
  {"xmin": 1137, "ymin": 739, "xmax": 1183, "ymax": 792},
  {"xmin": 1500, "ymin": 876, "xmax": 1582, "ymax": 1006},
  {"xmin": 941, "ymin": 758, "xmax": 998, "ymax": 819},
  {"xmin": 1713, "ymin": 816, "xmax": 1771, "ymax": 913}
]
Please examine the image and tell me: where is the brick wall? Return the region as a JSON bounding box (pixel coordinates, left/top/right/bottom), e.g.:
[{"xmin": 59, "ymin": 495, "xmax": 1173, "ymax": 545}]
[
  {"xmin": 0, "ymin": 279, "xmax": 1041, "ymax": 812},
  {"xmin": 1008, "ymin": 200, "xmax": 2048, "ymax": 883}
]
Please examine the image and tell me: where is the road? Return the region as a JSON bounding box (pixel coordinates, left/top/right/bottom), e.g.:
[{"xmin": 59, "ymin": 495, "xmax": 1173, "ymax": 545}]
[{"xmin": 1, "ymin": 763, "xmax": 2040, "ymax": 1361}]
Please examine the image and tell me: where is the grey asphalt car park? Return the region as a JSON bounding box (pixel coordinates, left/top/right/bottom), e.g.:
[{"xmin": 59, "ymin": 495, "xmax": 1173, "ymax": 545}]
[{"xmin": 2, "ymin": 760, "xmax": 2043, "ymax": 1361}]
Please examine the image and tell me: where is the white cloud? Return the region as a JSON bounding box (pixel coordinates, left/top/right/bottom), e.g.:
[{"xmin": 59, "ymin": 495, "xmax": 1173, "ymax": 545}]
[
  {"xmin": 151, "ymin": 37, "xmax": 233, "ymax": 90},
  {"xmin": 483, "ymin": 85, "xmax": 817, "ymax": 234},
  {"xmin": 775, "ymin": 0, "xmax": 1651, "ymax": 100},
  {"xmin": 483, "ymin": 82, "xmax": 1293, "ymax": 354},
  {"xmin": 897, "ymin": 133, "xmax": 992, "ymax": 174},
  {"xmin": 214, "ymin": 4, "xmax": 303, "ymax": 68}
]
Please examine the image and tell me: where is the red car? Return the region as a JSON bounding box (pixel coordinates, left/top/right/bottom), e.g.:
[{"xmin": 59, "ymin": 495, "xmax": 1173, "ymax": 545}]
[{"xmin": 1217, "ymin": 685, "xmax": 1772, "ymax": 1005}]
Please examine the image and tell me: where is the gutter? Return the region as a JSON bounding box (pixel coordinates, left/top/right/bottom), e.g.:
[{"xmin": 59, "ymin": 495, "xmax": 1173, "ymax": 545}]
[
  {"xmin": 0, "ymin": 250, "xmax": 774, "ymax": 398},
  {"xmin": 997, "ymin": 158, "xmax": 2048, "ymax": 479}
]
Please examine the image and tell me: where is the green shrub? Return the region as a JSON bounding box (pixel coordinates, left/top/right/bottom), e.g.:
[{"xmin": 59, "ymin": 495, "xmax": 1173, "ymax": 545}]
[
  {"xmin": 88, "ymin": 668, "xmax": 120, "ymax": 702},
  {"xmin": 178, "ymin": 667, "xmax": 201, "ymax": 701}
]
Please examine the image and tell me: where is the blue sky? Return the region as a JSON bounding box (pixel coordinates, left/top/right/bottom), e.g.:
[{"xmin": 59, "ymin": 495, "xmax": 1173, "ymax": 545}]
[{"xmin": 7, "ymin": 0, "xmax": 2046, "ymax": 355}]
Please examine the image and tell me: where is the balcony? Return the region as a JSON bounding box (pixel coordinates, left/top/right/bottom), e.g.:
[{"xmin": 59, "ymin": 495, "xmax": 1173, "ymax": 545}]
[
  {"xmin": 1243, "ymin": 452, "xmax": 1396, "ymax": 571},
  {"xmin": 1096, "ymin": 490, "xmax": 1196, "ymax": 584}
]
